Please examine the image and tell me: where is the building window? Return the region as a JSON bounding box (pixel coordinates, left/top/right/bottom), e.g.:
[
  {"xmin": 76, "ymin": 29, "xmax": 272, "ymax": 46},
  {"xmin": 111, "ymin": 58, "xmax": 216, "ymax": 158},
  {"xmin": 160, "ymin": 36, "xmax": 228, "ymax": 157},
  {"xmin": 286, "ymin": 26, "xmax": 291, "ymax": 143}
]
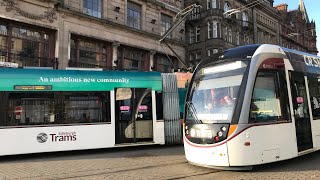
[
  {"xmin": 196, "ymin": 26, "xmax": 200, "ymax": 42},
  {"xmin": 208, "ymin": 48, "xmax": 218, "ymax": 57},
  {"xmin": 70, "ymin": 35, "xmax": 110, "ymax": 69},
  {"xmin": 236, "ymin": 32, "xmax": 239, "ymax": 45},
  {"xmin": 195, "ymin": 51, "xmax": 201, "ymax": 61},
  {"xmin": 189, "ymin": 53, "xmax": 195, "ymax": 62},
  {"xmin": 212, "ymin": 21, "xmax": 218, "ymax": 38},
  {"xmin": 228, "ymin": 28, "xmax": 232, "ymax": 43},
  {"xmin": 121, "ymin": 47, "xmax": 145, "ymax": 71},
  {"xmin": 242, "ymin": 12, "xmax": 248, "ymax": 27},
  {"xmin": 207, "ymin": 22, "xmax": 211, "ymax": 39},
  {"xmin": 0, "ymin": 23, "xmax": 55, "ymax": 68},
  {"xmin": 161, "ymin": 14, "xmax": 172, "ymax": 37},
  {"xmin": 189, "ymin": 27, "xmax": 195, "ymax": 44},
  {"xmin": 224, "ymin": 26, "xmax": 228, "ymax": 41},
  {"xmin": 224, "ymin": 1, "xmax": 231, "ymax": 17},
  {"xmin": 155, "ymin": 55, "xmax": 173, "ymax": 73},
  {"xmin": 207, "ymin": 0, "xmax": 217, "ymax": 9},
  {"xmin": 243, "ymin": 33, "xmax": 249, "ymax": 45},
  {"xmin": 208, "ymin": 21, "xmax": 219, "ymax": 39},
  {"xmin": 127, "ymin": 1, "xmax": 141, "ymax": 29},
  {"xmin": 83, "ymin": 0, "xmax": 102, "ymax": 18},
  {"xmin": 190, "ymin": 6, "xmax": 201, "ymax": 20}
]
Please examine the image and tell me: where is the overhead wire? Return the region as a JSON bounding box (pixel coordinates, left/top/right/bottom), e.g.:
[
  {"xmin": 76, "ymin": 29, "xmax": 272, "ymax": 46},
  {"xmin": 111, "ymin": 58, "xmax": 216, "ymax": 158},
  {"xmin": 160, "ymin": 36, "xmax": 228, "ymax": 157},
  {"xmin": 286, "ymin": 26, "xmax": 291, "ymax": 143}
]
[{"xmin": 225, "ymin": 0, "xmax": 265, "ymax": 16}]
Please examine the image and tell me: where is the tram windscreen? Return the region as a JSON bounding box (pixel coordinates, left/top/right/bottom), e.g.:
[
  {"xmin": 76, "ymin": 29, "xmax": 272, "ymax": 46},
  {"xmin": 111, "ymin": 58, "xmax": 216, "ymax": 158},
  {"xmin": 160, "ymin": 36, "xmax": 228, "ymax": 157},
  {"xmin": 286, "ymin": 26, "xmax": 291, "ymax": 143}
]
[{"xmin": 186, "ymin": 61, "xmax": 247, "ymax": 123}]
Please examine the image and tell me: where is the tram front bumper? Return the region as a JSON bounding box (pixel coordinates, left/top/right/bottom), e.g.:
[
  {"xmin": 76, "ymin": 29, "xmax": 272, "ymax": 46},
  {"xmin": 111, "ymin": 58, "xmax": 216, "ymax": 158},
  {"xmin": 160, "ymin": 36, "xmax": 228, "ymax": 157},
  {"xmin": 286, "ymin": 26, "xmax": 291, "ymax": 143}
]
[{"xmin": 184, "ymin": 140, "xmax": 229, "ymax": 167}]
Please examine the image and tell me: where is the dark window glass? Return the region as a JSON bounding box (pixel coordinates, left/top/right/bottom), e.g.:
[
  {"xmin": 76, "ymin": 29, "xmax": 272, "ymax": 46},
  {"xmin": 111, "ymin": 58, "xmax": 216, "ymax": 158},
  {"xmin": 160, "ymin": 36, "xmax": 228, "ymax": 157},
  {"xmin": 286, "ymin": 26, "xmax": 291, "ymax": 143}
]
[
  {"xmin": 250, "ymin": 71, "xmax": 290, "ymax": 123},
  {"xmin": 70, "ymin": 36, "xmax": 110, "ymax": 69},
  {"xmin": 155, "ymin": 55, "xmax": 172, "ymax": 73},
  {"xmin": 127, "ymin": 2, "xmax": 141, "ymax": 29},
  {"xmin": 0, "ymin": 23, "xmax": 55, "ymax": 68},
  {"xmin": 308, "ymin": 77, "xmax": 320, "ymax": 119},
  {"xmin": 122, "ymin": 48, "xmax": 143, "ymax": 71},
  {"xmin": 11, "ymin": 27, "xmax": 51, "ymax": 67},
  {"xmin": 156, "ymin": 92, "xmax": 163, "ymax": 120},
  {"xmin": 0, "ymin": 92, "xmax": 111, "ymax": 126}
]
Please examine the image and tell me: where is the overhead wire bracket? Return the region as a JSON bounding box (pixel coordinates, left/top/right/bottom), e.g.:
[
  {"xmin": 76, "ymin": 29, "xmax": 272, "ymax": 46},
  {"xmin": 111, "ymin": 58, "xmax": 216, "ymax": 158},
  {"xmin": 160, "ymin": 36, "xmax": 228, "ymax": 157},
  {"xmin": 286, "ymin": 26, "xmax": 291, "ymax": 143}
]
[{"xmin": 159, "ymin": 4, "xmax": 202, "ymax": 70}]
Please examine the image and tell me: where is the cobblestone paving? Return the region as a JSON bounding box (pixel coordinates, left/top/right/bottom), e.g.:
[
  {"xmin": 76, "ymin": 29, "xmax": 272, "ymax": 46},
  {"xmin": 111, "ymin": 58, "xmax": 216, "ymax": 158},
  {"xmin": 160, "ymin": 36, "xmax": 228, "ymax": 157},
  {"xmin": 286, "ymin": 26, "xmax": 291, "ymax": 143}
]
[
  {"xmin": 1, "ymin": 146, "xmax": 320, "ymax": 180},
  {"xmin": 0, "ymin": 146, "xmax": 217, "ymax": 180}
]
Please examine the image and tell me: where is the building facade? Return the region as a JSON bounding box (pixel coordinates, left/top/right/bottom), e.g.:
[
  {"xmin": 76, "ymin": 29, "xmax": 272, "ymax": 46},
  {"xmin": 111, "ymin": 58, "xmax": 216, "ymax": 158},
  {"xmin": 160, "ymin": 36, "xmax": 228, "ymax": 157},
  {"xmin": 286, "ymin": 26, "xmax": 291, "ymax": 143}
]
[
  {"xmin": 185, "ymin": 0, "xmax": 318, "ymax": 65},
  {"xmin": 0, "ymin": 0, "xmax": 186, "ymax": 72},
  {"xmin": 276, "ymin": 1, "xmax": 318, "ymax": 54}
]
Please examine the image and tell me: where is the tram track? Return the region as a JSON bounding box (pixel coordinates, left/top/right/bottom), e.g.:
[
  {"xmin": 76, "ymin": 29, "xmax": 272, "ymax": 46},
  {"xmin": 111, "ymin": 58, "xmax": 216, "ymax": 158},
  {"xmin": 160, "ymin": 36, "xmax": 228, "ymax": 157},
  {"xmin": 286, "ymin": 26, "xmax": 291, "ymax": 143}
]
[
  {"xmin": 53, "ymin": 160, "xmax": 191, "ymax": 179},
  {"xmin": 46, "ymin": 159, "xmax": 220, "ymax": 180}
]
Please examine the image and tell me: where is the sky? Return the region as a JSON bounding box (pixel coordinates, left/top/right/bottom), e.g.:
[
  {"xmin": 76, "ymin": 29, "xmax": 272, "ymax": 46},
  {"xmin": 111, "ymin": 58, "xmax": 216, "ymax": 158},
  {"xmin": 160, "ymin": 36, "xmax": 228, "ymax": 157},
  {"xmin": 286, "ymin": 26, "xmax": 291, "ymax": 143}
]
[{"xmin": 273, "ymin": 0, "xmax": 320, "ymax": 55}]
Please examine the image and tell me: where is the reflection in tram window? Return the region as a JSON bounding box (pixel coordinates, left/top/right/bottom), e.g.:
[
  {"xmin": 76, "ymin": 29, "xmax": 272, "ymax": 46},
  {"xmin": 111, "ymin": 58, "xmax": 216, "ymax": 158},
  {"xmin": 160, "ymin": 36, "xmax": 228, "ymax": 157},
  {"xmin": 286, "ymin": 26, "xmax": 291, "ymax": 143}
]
[
  {"xmin": 4, "ymin": 92, "xmax": 111, "ymax": 126},
  {"xmin": 250, "ymin": 71, "xmax": 290, "ymax": 123}
]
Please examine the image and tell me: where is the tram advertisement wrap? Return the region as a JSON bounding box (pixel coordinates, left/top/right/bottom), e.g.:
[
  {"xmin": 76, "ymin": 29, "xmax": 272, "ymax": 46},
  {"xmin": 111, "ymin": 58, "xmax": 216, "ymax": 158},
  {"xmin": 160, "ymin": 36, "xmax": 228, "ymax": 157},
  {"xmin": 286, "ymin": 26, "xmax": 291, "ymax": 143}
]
[{"xmin": 0, "ymin": 69, "xmax": 162, "ymax": 91}]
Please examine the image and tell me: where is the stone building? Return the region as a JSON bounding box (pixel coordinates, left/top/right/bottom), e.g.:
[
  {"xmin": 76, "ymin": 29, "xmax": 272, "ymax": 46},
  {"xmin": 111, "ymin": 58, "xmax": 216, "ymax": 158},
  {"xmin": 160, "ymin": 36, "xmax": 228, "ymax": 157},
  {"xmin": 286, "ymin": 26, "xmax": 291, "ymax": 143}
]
[
  {"xmin": 185, "ymin": 0, "xmax": 318, "ymax": 65},
  {"xmin": 275, "ymin": 1, "xmax": 318, "ymax": 54},
  {"xmin": 0, "ymin": 0, "xmax": 186, "ymax": 72}
]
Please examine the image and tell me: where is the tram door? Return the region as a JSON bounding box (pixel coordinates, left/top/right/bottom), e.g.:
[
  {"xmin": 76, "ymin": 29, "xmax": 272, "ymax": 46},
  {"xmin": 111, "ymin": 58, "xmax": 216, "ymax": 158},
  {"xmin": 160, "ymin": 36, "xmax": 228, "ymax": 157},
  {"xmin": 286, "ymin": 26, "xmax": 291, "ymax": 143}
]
[
  {"xmin": 115, "ymin": 88, "xmax": 153, "ymax": 144},
  {"xmin": 290, "ymin": 72, "xmax": 313, "ymax": 152}
]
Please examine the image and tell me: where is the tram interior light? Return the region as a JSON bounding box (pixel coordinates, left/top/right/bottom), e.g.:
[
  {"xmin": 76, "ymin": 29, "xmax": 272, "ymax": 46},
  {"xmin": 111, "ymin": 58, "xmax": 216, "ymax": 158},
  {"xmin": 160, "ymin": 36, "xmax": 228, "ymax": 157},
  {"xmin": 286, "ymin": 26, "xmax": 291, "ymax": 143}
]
[{"xmin": 203, "ymin": 61, "xmax": 246, "ymax": 74}]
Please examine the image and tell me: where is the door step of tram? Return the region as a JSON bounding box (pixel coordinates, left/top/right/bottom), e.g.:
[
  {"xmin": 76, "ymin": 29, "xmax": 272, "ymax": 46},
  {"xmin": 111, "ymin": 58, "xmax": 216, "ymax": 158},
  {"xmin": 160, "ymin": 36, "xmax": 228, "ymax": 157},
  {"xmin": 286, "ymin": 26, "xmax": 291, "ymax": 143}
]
[{"xmin": 298, "ymin": 148, "xmax": 315, "ymax": 156}]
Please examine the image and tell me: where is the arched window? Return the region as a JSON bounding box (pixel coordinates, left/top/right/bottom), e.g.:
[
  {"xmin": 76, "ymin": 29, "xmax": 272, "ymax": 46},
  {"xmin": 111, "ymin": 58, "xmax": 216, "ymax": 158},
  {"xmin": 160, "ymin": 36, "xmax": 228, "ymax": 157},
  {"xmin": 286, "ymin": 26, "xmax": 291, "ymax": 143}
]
[{"xmin": 224, "ymin": 2, "xmax": 231, "ymax": 13}]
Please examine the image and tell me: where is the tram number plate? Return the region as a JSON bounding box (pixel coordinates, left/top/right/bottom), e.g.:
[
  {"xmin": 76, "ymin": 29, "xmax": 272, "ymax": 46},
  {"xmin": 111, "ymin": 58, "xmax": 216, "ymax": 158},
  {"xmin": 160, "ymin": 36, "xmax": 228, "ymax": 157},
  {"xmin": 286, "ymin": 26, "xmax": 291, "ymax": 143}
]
[{"xmin": 192, "ymin": 129, "xmax": 213, "ymax": 139}]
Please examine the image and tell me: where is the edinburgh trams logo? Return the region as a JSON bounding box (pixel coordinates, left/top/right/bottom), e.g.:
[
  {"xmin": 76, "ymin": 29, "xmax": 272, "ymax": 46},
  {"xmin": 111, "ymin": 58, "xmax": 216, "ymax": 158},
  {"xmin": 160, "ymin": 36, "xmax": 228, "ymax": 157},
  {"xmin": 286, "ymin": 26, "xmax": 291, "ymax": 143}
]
[
  {"xmin": 37, "ymin": 133, "xmax": 48, "ymax": 143},
  {"xmin": 36, "ymin": 132, "xmax": 77, "ymax": 143}
]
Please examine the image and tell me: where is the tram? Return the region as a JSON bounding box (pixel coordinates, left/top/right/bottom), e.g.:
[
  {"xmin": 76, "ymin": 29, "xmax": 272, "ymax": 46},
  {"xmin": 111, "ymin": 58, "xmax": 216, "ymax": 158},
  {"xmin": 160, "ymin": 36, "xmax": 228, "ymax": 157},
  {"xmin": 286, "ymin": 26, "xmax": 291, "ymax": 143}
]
[
  {"xmin": 184, "ymin": 44, "xmax": 320, "ymax": 169},
  {"xmin": 0, "ymin": 68, "xmax": 169, "ymax": 156}
]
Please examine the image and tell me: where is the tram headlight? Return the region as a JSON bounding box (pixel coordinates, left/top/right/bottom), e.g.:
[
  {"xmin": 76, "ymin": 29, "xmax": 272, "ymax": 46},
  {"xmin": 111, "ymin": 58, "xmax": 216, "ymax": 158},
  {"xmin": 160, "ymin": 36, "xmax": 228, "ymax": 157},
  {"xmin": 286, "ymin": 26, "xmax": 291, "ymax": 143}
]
[
  {"xmin": 217, "ymin": 131, "xmax": 223, "ymax": 137},
  {"xmin": 190, "ymin": 128, "xmax": 196, "ymax": 137},
  {"xmin": 221, "ymin": 126, "xmax": 227, "ymax": 132}
]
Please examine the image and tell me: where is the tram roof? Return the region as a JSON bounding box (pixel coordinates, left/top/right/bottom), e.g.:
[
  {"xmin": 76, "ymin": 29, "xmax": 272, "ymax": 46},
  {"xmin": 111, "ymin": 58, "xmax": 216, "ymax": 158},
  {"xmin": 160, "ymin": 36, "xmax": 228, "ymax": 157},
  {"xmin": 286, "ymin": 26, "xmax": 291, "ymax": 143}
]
[{"xmin": 0, "ymin": 68, "xmax": 162, "ymax": 91}]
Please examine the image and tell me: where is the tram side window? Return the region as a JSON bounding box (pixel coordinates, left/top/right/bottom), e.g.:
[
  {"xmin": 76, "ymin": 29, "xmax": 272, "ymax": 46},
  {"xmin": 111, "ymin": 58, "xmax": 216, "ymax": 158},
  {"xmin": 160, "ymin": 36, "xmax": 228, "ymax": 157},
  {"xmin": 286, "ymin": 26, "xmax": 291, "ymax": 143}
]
[
  {"xmin": 308, "ymin": 77, "xmax": 320, "ymax": 119},
  {"xmin": 1, "ymin": 92, "xmax": 111, "ymax": 126},
  {"xmin": 250, "ymin": 71, "xmax": 290, "ymax": 123}
]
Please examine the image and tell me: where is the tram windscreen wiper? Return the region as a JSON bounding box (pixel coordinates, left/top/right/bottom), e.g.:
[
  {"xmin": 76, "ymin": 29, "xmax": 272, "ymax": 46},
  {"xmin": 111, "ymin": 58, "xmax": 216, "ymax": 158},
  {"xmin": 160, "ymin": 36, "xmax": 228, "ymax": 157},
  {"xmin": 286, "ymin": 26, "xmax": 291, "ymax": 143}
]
[{"xmin": 186, "ymin": 101, "xmax": 202, "ymax": 123}]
